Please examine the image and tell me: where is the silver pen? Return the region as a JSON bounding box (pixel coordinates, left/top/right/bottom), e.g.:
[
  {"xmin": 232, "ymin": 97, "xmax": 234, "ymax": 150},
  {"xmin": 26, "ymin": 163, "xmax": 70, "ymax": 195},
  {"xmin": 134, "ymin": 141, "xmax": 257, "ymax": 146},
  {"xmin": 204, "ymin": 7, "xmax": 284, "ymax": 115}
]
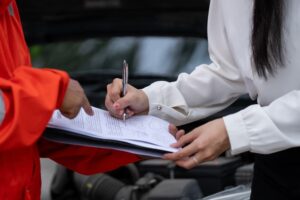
[{"xmin": 122, "ymin": 60, "xmax": 129, "ymax": 122}]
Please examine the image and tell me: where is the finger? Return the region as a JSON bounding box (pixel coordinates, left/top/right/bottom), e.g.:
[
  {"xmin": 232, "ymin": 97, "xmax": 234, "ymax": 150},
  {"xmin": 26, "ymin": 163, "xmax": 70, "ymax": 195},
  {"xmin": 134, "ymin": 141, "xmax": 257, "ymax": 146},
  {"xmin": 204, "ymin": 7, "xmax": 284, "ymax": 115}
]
[
  {"xmin": 108, "ymin": 110, "xmax": 123, "ymax": 119},
  {"xmin": 82, "ymin": 95, "xmax": 94, "ymax": 116},
  {"xmin": 109, "ymin": 78, "xmax": 123, "ymax": 102},
  {"xmin": 168, "ymin": 124, "xmax": 178, "ymax": 137},
  {"xmin": 60, "ymin": 111, "xmax": 72, "ymax": 119},
  {"xmin": 114, "ymin": 94, "xmax": 132, "ymax": 110},
  {"xmin": 175, "ymin": 130, "xmax": 185, "ymax": 140},
  {"xmin": 113, "ymin": 96, "xmax": 134, "ymax": 118},
  {"xmin": 106, "ymin": 96, "xmax": 134, "ymax": 119},
  {"xmin": 126, "ymin": 109, "xmax": 135, "ymax": 117},
  {"xmin": 170, "ymin": 131, "xmax": 197, "ymax": 148},
  {"xmin": 105, "ymin": 93, "xmax": 114, "ymax": 110},
  {"xmin": 163, "ymin": 142, "xmax": 198, "ymax": 161},
  {"xmin": 121, "ymin": 108, "xmax": 135, "ymax": 120},
  {"xmin": 169, "ymin": 129, "xmax": 185, "ymax": 143},
  {"xmin": 176, "ymin": 155, "xmax": 200, "ymax": 169},
  {"xmin": 61, "ymin": 109, "xmax": 79, "ymax": 119},
  {"xmin": 105, "ymin": 93, "xmax": 120, "ymax": 115},
  {"xmin": 105, "ymin": 94, "xmax": 126, "ymax": 118}
]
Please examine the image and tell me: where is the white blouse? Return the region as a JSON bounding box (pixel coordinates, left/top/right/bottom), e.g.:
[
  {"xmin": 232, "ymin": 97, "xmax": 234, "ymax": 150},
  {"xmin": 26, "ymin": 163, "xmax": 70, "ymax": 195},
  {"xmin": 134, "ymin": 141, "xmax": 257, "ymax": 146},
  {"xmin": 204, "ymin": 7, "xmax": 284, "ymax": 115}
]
[{"xmin": 143, "ymin": 0, "xmax": 300, "ymax": 155}]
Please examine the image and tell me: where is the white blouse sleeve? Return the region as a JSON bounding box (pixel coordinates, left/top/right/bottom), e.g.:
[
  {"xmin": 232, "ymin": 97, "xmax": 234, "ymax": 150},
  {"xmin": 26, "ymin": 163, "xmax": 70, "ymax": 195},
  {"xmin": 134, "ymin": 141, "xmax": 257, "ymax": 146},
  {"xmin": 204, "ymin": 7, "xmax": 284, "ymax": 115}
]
[
  {"xmin": 224, "ymin": 90, "xmax": 300, "ymax": 155},
  {"xmin": 143, "ymin": 0, "xmax": 247, "ymax": 126}
]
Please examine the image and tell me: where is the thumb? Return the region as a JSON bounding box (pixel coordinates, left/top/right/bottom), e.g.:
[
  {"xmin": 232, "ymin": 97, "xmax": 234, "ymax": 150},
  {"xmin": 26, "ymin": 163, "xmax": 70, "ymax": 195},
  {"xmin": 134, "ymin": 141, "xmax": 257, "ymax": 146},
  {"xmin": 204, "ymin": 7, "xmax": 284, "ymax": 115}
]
[{"xmin": 113, "ymin": 95, "xmax": 132, "ymax": 110}]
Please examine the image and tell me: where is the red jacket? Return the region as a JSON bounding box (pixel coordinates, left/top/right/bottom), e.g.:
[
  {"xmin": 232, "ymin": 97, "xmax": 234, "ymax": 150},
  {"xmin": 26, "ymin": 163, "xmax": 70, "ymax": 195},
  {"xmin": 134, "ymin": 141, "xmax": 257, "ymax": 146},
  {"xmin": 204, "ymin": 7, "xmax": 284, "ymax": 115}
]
[{"xmin": 0, "ymin": 1, "xmax": 140, "ymax": 199}]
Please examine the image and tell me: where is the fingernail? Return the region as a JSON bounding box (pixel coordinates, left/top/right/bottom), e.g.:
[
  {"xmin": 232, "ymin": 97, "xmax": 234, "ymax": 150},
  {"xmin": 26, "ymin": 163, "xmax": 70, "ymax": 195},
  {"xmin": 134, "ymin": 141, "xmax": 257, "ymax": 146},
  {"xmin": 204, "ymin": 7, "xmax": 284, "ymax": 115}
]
[
  {"xmin": 89, "ymin": 108, "xmax": 94, "ymax": 115},
  {"xmin": 127, "ymin": 110, "xmax": 134, "ymax": 116},
  {"xmin": 170, "ymin": 143, "xmax": 177, "ymax": 147},
  {"xmin": 113, "ymin": 103, "xmax": 120, "ymax": 109}
]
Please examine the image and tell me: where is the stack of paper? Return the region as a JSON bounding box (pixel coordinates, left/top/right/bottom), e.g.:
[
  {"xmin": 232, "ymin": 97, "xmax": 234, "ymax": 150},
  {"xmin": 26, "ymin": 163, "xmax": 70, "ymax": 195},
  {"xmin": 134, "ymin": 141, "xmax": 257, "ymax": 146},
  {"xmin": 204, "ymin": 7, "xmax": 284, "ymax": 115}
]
[{"xmin": 44, "ymin": 107, "xmax": 179, "ymax": 157}]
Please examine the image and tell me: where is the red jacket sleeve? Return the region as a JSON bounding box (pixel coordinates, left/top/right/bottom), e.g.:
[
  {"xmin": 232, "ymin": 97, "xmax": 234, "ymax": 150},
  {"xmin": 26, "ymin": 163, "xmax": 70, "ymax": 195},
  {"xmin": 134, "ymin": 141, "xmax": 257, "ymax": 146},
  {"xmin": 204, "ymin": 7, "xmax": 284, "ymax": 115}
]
[
  {"xmin": 38, "ymin": 138, "xmax": 141, "ymax": 175},
  {"xmin": 0, "ymin": 66, "xmax": 69, "ymax": 151}
]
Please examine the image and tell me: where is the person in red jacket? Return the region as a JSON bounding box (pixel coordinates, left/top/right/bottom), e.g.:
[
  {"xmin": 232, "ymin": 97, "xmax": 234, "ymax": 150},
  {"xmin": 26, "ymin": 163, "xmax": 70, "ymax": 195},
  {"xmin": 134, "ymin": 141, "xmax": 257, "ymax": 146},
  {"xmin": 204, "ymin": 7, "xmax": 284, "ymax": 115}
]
[{"xmin": 0, "ymin": 0, "xmax": 140, "ymax": 199}]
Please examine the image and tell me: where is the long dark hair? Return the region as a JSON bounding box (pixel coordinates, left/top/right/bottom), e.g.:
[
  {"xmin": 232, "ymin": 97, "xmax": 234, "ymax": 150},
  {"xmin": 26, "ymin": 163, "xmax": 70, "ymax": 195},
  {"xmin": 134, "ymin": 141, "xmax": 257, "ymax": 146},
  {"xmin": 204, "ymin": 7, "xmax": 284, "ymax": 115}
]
[{"xmin": 252, "ymin": 0, "xmax": 284, "ymax": 79}]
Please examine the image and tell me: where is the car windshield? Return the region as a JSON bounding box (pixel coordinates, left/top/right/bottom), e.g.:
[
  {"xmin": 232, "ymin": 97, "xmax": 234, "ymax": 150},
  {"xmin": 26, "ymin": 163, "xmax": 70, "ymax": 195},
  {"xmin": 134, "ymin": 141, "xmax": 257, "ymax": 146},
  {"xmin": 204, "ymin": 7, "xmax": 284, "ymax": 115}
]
[{"xmin": 30, "ymin": 36, "xmax": 210, "ymax": 76}]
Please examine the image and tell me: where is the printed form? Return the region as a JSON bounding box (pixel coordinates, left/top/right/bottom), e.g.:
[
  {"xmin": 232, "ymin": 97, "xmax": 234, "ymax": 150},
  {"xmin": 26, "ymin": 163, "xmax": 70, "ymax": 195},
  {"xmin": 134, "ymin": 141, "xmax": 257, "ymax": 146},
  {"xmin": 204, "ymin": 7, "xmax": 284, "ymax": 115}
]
[{"xmin": 48, "ymin": 107, "xmax": 178, "ymax": 154}]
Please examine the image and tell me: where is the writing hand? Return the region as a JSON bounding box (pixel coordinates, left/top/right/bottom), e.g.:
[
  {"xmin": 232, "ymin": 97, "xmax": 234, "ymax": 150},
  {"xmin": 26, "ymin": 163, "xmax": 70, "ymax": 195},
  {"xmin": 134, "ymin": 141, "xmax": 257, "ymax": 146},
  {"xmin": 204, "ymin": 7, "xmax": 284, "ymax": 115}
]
[{"xmin": 105, "ymin": 78, "xmax": 149, "ymax": 119}]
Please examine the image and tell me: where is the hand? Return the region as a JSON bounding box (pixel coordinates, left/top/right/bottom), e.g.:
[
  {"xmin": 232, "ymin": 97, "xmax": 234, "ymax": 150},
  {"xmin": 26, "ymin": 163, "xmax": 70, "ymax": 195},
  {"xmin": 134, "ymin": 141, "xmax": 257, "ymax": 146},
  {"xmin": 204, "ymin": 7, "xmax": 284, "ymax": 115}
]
[
  {"xmin": 169, "ymin": 124, "xmax": 185, "ymax": 141},
  {"xmin": 60, "ymin": 79, "xmax": 94, "ymax": 119},
  {"xmin": 163, "ymin": 118, "xmax": 230, "ymax": 169},
  {"xmin": 139, "ymin": 124, "xmax": 184, "ymax": 160},
  {"xmin": 105, "ymin": 78, "xmax": 149, "ymax": 119}
]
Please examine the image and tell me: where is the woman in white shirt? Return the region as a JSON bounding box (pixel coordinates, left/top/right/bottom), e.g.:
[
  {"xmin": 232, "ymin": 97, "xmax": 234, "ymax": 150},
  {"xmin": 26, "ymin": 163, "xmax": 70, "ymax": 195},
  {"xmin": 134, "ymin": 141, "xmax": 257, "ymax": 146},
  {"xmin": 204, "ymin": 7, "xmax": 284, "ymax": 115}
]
[{"xmin": 106, "ymin": 0, "xmax": 300, "ymax": 199}]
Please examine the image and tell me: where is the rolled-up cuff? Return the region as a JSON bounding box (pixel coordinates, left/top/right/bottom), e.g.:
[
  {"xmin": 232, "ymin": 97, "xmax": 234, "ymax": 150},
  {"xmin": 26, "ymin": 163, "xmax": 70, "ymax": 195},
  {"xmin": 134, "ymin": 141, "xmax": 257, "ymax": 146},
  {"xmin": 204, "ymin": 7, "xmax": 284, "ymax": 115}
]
[
  {"xmin": 43, "ymin": 69, "xmax": 70, "ymax": 109},
  {"xmin": 223, "ymin": 112, "xmax": 250, "ymax": 155}
]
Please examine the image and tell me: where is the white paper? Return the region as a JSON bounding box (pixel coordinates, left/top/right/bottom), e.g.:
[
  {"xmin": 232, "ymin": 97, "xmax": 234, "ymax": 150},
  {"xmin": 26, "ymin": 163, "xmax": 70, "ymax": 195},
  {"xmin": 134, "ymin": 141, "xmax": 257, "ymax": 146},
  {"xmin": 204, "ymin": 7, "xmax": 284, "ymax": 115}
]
[{"xmin": 48, "ymin": 107, "xmax": 179, "ymax": 154}]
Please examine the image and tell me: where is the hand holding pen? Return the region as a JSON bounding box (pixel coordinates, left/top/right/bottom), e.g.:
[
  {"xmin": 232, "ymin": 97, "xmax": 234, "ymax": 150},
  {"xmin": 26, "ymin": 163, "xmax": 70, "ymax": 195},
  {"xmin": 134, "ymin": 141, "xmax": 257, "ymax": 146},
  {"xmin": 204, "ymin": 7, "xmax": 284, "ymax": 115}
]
[{"xmin": 105, "ymin": 60, "xmax": 150, "ymax": 119}]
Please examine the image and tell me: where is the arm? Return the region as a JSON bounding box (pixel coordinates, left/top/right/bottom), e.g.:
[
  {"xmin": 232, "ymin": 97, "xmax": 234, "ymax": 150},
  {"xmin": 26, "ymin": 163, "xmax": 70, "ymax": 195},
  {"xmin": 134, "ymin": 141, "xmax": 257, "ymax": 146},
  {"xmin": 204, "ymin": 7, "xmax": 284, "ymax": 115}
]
[
  {"xmin": 162, "ymin": 91, "xmax": 300, "ymax": 169},
  {"xmin": 0, "ymin": 66, "xmax": 138, "ymax": 174},
  {"xmin": 143, "ymin": 0, "xmax": 247, "ymax": 126},
  {"xmin": 105, "ymin": 1, "xmax": 247, "ymax": 125},
  {"xmin": 0, "ymin": 66, "xmax": 69, "ymax": 151},
  {"xmin": 224, "ymin": 90, "xmax": 300, "ymax": 155}
]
